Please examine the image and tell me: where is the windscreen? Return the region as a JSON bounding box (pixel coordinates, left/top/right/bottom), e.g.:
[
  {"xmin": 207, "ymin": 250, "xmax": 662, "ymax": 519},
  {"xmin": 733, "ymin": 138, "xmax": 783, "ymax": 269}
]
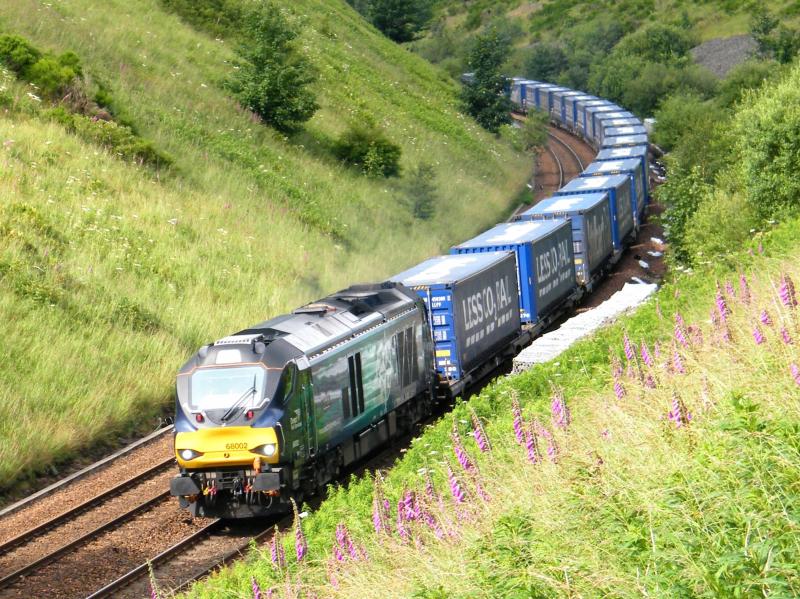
[{"xmin": 189, "ymin": 366, "xmax": 266, "ymax": 411}]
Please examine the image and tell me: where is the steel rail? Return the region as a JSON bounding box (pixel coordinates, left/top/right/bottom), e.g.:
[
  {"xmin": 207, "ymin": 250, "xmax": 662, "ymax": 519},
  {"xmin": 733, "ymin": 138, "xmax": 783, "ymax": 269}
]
[
  {"xmin": 0, "ymin": 490, "xmax": 171, "ymax": 590},
  {"xmin": 85, "ymin": 519, "xmax": 225, "ymax": 599},
  {"xmin": 548, "ymin": 129, "xmax": 585, "ymax": 172},
  {"xmin": 547, "ymin": 143, "xmax": 564, "ymax": 189},
  {"xmin": 0, "ymin": 424, "xmax": 174, "ymax": 519},
  {"xmin": 0, "ymin": 457, "xmax": 174, "ymax": 556}
]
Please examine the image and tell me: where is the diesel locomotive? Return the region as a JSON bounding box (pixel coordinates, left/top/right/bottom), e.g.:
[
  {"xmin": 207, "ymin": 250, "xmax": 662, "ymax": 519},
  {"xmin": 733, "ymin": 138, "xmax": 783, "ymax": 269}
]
[{"xmin": 170, "ymin": 78, "xmax": 655, "ymax": 518}]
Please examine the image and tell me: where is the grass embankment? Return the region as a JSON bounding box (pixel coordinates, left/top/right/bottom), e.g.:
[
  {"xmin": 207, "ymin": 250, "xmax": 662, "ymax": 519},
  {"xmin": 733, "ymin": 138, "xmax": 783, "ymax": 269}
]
[
  {"xmin": 0, "ymin": 0, "xmax": 531, "ymax": 492},
  {"xmin": 184, "ymin": 209, "xmax": 800, "ymax": 599}
]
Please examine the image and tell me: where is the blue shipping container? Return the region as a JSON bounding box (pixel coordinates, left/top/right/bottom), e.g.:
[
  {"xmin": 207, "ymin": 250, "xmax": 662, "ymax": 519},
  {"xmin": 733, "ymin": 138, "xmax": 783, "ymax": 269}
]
[
  {"xmin": 586, "ymin": 104, "xmax": 624, "ymax": 142},
  {"xmin": 576, "ymin": 100, "xmax": 614, "ymax": 136},
  {"xmin": 596, "ymin": 145, "xmax": 650, "ymax": 205},
  {"xmin": 604, "ymin": 125, "xmax": 648, "ymax": 139},
  {"xmin": 451, "ymin": 220, "xmax": 576, "ymax": 324},
  {"xmin": 390, "ymin": 253, "xmax": 521, "ymax": 380},
  {"xmin": 565, "ymin": 94, "xmax": 596, "ymax": 129},
  {"xmin": 581, "ymin": 158, "xmax": 645, "ymax": 226},
  {"xmin": 516, "ymin": 194, "xmax": 613, "ymax": 286},
  {"xmin": 556, "ymin": 174, "xmax": 634, "ymax": 251},
  {"xmin": 552, "ymin": 89, "xmax": 582, "ymax": 124},
  {"xmin": 527, "ymin": 82, "xmax": 558, "ymax": 110},
  {"xmin": 601, "ymin": 134, "xmax": 649, "ymax": 149}
]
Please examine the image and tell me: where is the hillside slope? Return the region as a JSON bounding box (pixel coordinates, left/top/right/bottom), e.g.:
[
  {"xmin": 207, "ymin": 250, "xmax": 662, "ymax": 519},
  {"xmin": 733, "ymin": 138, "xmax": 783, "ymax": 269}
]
[{"xmin": 0, "ymin": 0, "xmax": 531, "ymax": 490}]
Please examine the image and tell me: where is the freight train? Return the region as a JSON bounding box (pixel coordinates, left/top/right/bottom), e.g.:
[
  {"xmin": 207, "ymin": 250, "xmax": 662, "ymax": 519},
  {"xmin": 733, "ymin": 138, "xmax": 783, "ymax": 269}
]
[{"xmin": 169, "ymin": 80, "xmax": 654, "ymax": 518}]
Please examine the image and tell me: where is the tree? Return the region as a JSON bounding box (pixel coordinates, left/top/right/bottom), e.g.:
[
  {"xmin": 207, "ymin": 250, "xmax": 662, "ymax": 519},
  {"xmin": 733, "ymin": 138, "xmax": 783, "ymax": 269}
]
[
  {"xmin": 404, "ymin": 163, "xmax": 437, "ymax": 220},
  {"xmin": 461, "ymin": 28, "xmax": 512, "ymax": 133},
  {"xmin": 521, "ymin": 111, "xmax": 548, "ymax": 151},
  {"xmin": 231, "ymin": 3, "xmax": 318, "ymax": 133},
  {"xmin": 524, "ymin": 43, "xmax": 568, "ymax": 82},
  {"xmin": 370, "ymin": 0, "xmax": 432, "ymax": 43}
]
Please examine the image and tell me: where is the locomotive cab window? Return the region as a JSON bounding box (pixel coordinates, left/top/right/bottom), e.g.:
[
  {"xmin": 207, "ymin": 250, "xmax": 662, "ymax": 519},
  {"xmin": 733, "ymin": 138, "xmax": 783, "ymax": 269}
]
[{"xmin": 189, "ymin": 366, "xmax": 266, "ymax": 411}]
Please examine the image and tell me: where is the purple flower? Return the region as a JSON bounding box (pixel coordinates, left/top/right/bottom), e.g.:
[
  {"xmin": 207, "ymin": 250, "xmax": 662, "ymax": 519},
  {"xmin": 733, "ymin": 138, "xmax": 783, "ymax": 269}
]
[
  {"xmin": 688, "ymin": 325, "xmax": 704, "ymax": 346},
  {"xmin": 667, "ymin": 393, "xmax": 692, "ymax": 428},
  {"xmin": 640, "ymin": 341, "xmax": 654, "ymax": 368},
  {"xmin": 613, "ymin": 380, "xmax": 625, "ymax": 400},
  {"xmin": 452, "ymin": 422, "xmax": 475, "ymax": 472},
  {"xmin": 672, "ymin": 350, "xmax": 685, "ymax": 374},
  {"xmin": 739, "ymin": 273, "xmax": 751, "ymax": 304},
  {"xmin": 470, "ymin": 409, "xmax": 491, "ymax": 452},
  {"xmin": 610, "ymin": 353, "xmax": 623, "ymax": 379},
  {"xmin": 779, "ymin": 274, "xmax": 797, "ymax": 309},
  {"xmin": 675, "ymin": 311, "xmax": 686, "ymax": 330},
  {"xmin": 759, "ymin": 309, "xmax": 772, "ymax": 326},
  {"xmin": 150, "ymin": 583, "xmax": 159, "ymax": 599},
  {"xmin": 781, "ymin": 327, "xmax": 793, "ymax": 345},
  {"xmin": 654, "ymin": 341, "xmax": 662, "ymax": 359},
  {"xmin": 270, "ymin": 526, "xmax": 285, "ymax": 568},
  {"xmin": 512, "ymin": 398, "xmax": 525, "ymax": 445},
  {"xmin": 644, "ymin": 373, "xmax": 656, "ymax": 389},
  {"xmin": 674, "ymin": 323, "xmax": 688, "ymax": 348},
  {"xmin": 372, "ymin": 473, "xmax": 390, "ymax": 535},
  {"xmin": 524, "ymin": 422, "xmax": 540, "ymax": 465},
  {"xmin": 335, "ymin": 523, "xmax": 360, "ymax": 560},
  {"xmin": 791, "ymin": 363, "xmax": 800, "ymax": 387},
  {"xmin": 722, "ymin": 325, "xmax": 733, "ymax": 344},
  {"xmin": 475, "ymin": 481, "xmax": 491, "ymax": 503},
  {"xmin": 252, "ymin": 577, "xmax": 262, "ymax": 599},
  {"xmin": 291, "ymin": 499, "xmax": 307, "ymax": 561},
  {"xmin": 623, "ymin": 333, "xmax": 635, "ymax": 361},
  {"xmin": 396, "ymin": 499, "xmax": 410, "ymax": 542},
  {"xmin": 534, "ymin": 420, "xmax": 558, "ymax": 463},
  {"xmin": 724, "ymin": 280, "xmax": 735, "ymax": 297},
  {"xmin": 550, "ymin": 391, "xmax": 571, "ymax": 429},
  {"xmin": 332, "ymin": 542, "xmax": 345, "ymax": 562},
  {"xmin": 715, "ymin": 284, "xmax": 729, "ymax": 321},
  {"xmin": 753, "ymin": 325, "xmax": 765, "ymax": 345},
  {"xmin": 446, "ymin": 465, "xmax": 466, "ymax": 504}
]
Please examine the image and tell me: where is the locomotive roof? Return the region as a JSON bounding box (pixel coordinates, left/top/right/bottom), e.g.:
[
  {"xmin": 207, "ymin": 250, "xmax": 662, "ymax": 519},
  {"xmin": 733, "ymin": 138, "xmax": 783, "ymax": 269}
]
[{"xmin": 232, "ymin": 284, "xmax": 417, "ymax": 358}]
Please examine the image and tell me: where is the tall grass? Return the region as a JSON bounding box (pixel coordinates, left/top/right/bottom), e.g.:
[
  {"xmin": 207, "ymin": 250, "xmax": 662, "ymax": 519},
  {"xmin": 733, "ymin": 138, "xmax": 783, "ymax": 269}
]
[
  {"xmin": 0, "ymin": 0, "xmax": 531, "ymax": 491},
  {"xmin": 185, "ymin": 220, "xmax": 800, "ymax": 597}
]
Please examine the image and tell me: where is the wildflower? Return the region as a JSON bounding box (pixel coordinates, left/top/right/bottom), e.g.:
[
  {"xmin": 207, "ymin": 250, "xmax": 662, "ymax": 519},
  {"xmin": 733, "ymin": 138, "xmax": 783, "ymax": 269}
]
[
  {"xmin": 396, "ymin": 499, "xmax": 410, "ymax": 542},
  {"xmin": 270, "ymin": 526, "xmax": 285, "ymax": 568},
  {"xmin": 667, "ymin": 392, "xmax": 692, "ymax": 428},
  {"xmin": 335, "ymin": 523, "xmax": 361, "ymax": 560},
  {"xmin": 600, "ymin": 429, "xmax": 611, "ymax": 440},
  {"xmin": 470, "ymin": 408, "xmax": 491, "ymax": 452},
  {"xmin": 644, "ymin": 373, "xmax": 657, "ymax": 389},
  {"xmin": 332, "ymin": 542, "xmax": 345, "ymax": 562},
  {"xmin": 613, "ymin": 380, "xmax": 625, "ymax": 400},
  {"xmin": 724, "ymin": 280, "xmax": 735, "ymax": 297},
  {"xmin": 791, "ymin": 363, "xmax": 800, "ymax": 387},
  {"xmin": 475, "ymin": 480, "xmax": 492, "ymax": 503},
  {"xmin": 534, "ymin": 420, "xmax": 558, "ymax": 463},
  {"xmin": 688, "ymin": 325, "xmax": 704, "ymax": 346},
  {"xmin": 451, "ymin": 422, "xmax": 475, "ymax": 472},
  {"xmin": 550, "ymin": 391, "xmax": 571, "ymax": 429},
  {"xmin": 446, "ymin": 465, "xmax": 466, "ymax": 504},
  {"xmin": 252, "ymin": 577, "xmax": 262, "ymax": 599},
  {"xmin": 759, "ymin": 309, "xmax": 772, "ymax": 326},
  {"xmin": 610, "ymin": 353, "xmax": 623, "ymax": 379},
  {"xmin": 327, "ymin": 560, "xmax": 339, "ymax": 589},
  {"xmin": 654, "ymin": 341, "xmax": 662, "ymax": 359},
  {"xmin": 715, "ymin": 283, "xmax": 729, "ymax": 321},
  {"xmin": 291, "ymin": 498, "xmax": 307, "ymax": 561},
  {"xmin": 674, "ymin": 322, "xmax": 688, "ymax": 348},
  {"xmin": 512, "ymin": 397, "xmax": 525, "ymax": 444},
  {"xmin": 372, "ymin": 473, "xmax": 390, "ymax": 535},
  {"xmin": 672, "ymin": 349, "xmax": 685, "ymax": 374},
  {"xmin": 739, "ymin": 273, "xmax": 751, "ymax": 304},
  {"xmin": 524, "ymin": 422, "xmax": 540, "ymax": 465},
  {"xmin": 781, "ymin": 327, "xmax": 793, "ymax": 345},
  {"xmin": 623, "ymin": 333, "xmax": 635, "ymax": 361},
  {"xmin": 640, "ymin": 341, "xmax": 654, "ymax": 367},
  {"xmin": 779, "ymin": 274, "xmax": 797, "ymax": 308},
  {"xmin": 753, "ymin": 325, "xmax": 765, "ymax": 345}
]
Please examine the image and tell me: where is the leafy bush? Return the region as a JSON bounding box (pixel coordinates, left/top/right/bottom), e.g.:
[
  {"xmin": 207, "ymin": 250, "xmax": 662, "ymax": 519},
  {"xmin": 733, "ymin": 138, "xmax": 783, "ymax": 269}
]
[
  {"xmin": 524, "ymin": 43, "xmax": 568, "ymax": 81},
  {"xmin": 335, "ymin": 122, "xmax": 401, "ymax": 177},
  {"xmin": 521, "ymin": 110, "xmax": 548, "ymax": 151},
  {"xmin": 0, "ymin": 34, "xmax": 41, "ymax": 73},
  {"xmin": 370, "ymin": 0, "xmax": 434, "ymax": 43},
  {"xmin": 230, "ymin": 3, "xmax": 318, "ymax": 133},
  {"xmin": 613, "ymin": 23, "xmax": 695, "ymax": 63},
  {"xmin": 461, "ymin": 27, "xmax": 512, "ymax": 133},
  {"xmin": 0, "ymin": 34, "xmax": 82, "ymax": 98},
  {"xmin": 159, "ymin": 0, "xmax": 245, "ymax": 38},
  {"xmin": 716, "ymin": 60, "xmax": 778, "ymax": 109},
  {"xmin": 403, "ymin": 163, "xmax": 437, "ymax": 220},
  {"xmin": 683, "ymin": 187, "xmax": 756, "ymax": 260}
]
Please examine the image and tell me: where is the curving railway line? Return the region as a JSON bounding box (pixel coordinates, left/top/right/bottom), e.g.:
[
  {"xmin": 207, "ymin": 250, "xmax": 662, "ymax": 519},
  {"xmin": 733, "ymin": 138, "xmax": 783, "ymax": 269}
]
[{"xmin": 0, "ymin": 122, "xmax": 618, "ymax": 599}]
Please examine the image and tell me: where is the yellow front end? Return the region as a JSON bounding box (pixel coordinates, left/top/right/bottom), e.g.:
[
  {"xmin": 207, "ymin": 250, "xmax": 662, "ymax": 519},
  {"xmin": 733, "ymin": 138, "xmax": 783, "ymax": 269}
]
[{"xmin": 175, "ymin": 426, "xmax": 280, "ymax": 469}]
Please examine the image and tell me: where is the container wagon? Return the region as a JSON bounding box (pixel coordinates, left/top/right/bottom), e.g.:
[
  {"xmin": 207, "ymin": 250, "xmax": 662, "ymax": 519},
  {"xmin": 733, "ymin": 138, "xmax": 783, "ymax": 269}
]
[
  {"xmin": 390, "ymin": 252, "xmax": 521, "ymax": 395},
  {"xmin": 585, "ymin": 104, "xmax": 626, "ymax": 143},
  {"xmin": 601, "ymin": 133, "xmax": 649, "ymax": 149},
  {"xmin": 555, "ymin": 174, "xmax": 634, "ymax": 251},
  {"xmin": 451, "ymin": 220, "xmax": 577, "ymax": 325},
  {"xmin": 551, "ymin": 89, "xmax": 584, "ymax": 125},
  {"xmin": 515, "ymin": 193, "xmax": 614, "ymax": 290},
  {"xmin": 595, "ymin": 144, "xmax": 650, "ymax": 204},
  {"xmin": 565, "ymin": 94, "xmax": 597, "ymax": 131},
  {"xmin": 576, "ymin": 100, "xmax": 615, "ymax": 137},
  {"xmin": 580, "ymin": 158, "xmax": 646, "ymax": 225},
  {"xmin": 526, "ymin": 82, "xmax": 559, "ymax": 110},
  {"xmin": 602, "ymin": 125, "xmax": 648, "ymax": 145}
]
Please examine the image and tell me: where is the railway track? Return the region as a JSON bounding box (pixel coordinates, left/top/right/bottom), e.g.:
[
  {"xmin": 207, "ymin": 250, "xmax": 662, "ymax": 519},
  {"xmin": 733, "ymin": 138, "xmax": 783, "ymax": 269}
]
[{"xmin": 548, "ymin": 129, "xmax": 585, "ymax": 172}]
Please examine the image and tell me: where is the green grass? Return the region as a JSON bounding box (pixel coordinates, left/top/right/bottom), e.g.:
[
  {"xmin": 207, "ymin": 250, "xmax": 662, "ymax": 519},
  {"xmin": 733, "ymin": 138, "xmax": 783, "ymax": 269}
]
[
  {"xmin": 182, "ymin": 206, "xmax": 800, "ymax": 599},
  {"xmin": 0, "ymin": 0, "xmax": 532, "ymax": 493}
]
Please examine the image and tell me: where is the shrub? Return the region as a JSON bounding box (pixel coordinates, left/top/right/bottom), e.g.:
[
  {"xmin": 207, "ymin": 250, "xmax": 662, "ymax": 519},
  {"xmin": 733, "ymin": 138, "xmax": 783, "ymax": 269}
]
[
  {"xmin": 403, "ymin": 163, "xmax": 437, "ymax": 220},
  {"xmin": 0, "ymin": 34, "xmax": 41, "ymax": 74},
  {"xmin": 159, "ymin": 0, "xmax": 246, "ymax": 38},
  {"xmin": 370, "ymin": 0, "xmax": 433, "ymax": 43},
  {"xmin": 461, "ymin": 27, "xmax": 512, "ymax": 133},
  {"xmin": 524, "ymin": 43, "xmax": 568, "ymax": 82},
  {"xmin": 230, "ymin": 2, "xmax": 318, "ymax": 133},
  {"xmin": 335, "ymin": 122, "xmax": 401, "ymax": 177}
]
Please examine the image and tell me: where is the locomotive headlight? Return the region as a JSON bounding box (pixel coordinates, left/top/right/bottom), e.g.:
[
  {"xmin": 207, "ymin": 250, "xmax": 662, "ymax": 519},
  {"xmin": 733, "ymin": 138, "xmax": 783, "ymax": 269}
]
[
  {"xmin": 253, "ymin": 443, "xmax": 277, "ymax": 457},
  {"xmin": 179, "ymin": 448, "xmax": 203, "ymax": 461}
]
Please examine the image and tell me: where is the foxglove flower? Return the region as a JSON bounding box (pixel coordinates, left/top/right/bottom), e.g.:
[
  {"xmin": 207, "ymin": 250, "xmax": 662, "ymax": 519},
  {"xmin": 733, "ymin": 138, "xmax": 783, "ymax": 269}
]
[
  {"xmin": 396, "ymin": 499, "xmax": 410, "ymax": 541},
  {"xmin": 613, "ymin": 380, "xmax": 625, "ymax": 400},
  {"xmin": 252, "ymin": 577, "xmax": 262, "ymax": 599},
  {"xmin": 291, "ymin": 499, "xmax": 307, "ymax": 561},
  {"xmin": 724, "ymin": 280, "xmax": 735, "ymax": 297},
  {"xmin": 524, "ymin": 422, "xmax": 540, "ymax": 465},
  {"xmin": 688, "ymin": 325, "xmax": 704, "ymax": 346},
  {"xmin": 644, "ymin": 373, "xmax": 656, "ymax": 389},
  {"xmin": 715, "ymin": 284, "xmax": 729, "ymax": 321},
  {"xmin": 759, "ymin": 309, "xmax": 772, "ymax": 326},
  {"xmin": 675, "ymin": 311, "xmax": 686, "ymax": 330},
  {"xmin": 512, "ymin": 397, "xmax": 525, "ymax": 445},
  {"xmin": 752, "ymin": 325, "xmax": 765, "ymax": 345},
  {"xmin": 654, "ymin": 341, "xmax": 662, "ymax": 359},
  {"xmin": 451, "ymin": 421, "xmax": 475, "ymax": 472},
  {"xmin": 781, "ymin": 327, "xmax": 793, "ymax": 345},
  {"xmin": 667, "ymin": 393, "xmax": 692, "ymax": 428},
  {"xmin": 674, "ymin": 322, "xmax": 688, "ymax": 348},
  {"xmin": 610, "ymin": 353, "xmax": 623, "ymax": 379},
  {"xmin": 623, "ymin": 333, "xmax": 635, "ymax": 361},
  {"xmin": 372, "ymin": 472, "xmax": 390, "ymax": 535},
  {"xmin": 672, "ymin": 349, "xmax": 685, "ymax": 374},
  {"xmin": 791, "ymin": 363, "xmax": 800, "ymax": 387},
  {"xmin": 270, "ymin": 526, "xmax": 285, "ymax": 568},
  {"xmin": 550, "ymin": 392, "xmax": 571, "ymax": 429},
  {"xmin": 779, "ymin": 274, "xmax": 797, "ymax": 308},
  {"xmin": 640, "ymin": 341, "xmax": 654, "ymax": 368},
  {"xmin": 739, "ymin": 273, "xmax": 751, "ymax": 304},
  {"xmin": 470, "ymin": 408, "xmax": 491, "ymax": 452},
  {"xmin": 446, "ymin": 465, "xmax": 466, "ymax": 504}
]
